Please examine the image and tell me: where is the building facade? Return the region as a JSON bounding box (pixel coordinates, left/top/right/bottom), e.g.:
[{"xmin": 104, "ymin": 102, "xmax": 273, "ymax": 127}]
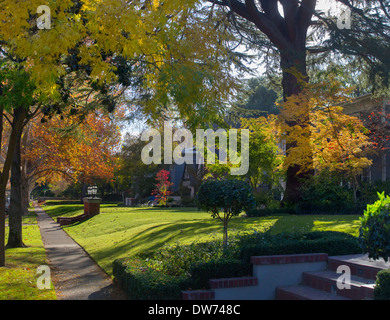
[{"xmin": 343, "ymin": 94, "xmax": 390, "ymax": 183}]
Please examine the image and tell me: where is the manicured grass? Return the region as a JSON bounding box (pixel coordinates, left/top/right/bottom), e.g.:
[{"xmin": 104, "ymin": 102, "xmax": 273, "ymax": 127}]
[
  {"xmin": 43, "ymin": 203, "xmax": 362, "ymax": 276},
  {"xmin": 1, "ymin": 210, "xmax": 56, "ymax": 300}
]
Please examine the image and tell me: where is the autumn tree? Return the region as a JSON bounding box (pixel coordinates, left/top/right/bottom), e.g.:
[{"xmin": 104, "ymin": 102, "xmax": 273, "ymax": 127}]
[
  {"xmin": 0, "ymin": 0, "xmax": 243, "ymax": 265},
  {"xmin": 204, "ymin": 0, "xmax": 390, "ymax": 202},
  {"xmin": 24, "ymin": 109, "xmax": 122, "ymax": 195},
  {"xmin": 277, "ymin": 79, "xmax": 373, "ymax": 202},
  {"xmin": 360, "ymin": 109, "xmax": 390, "ymax": 153},
  {"xmin": 152, "ymin": 169, "xmax": 174, "ymax": 206}
]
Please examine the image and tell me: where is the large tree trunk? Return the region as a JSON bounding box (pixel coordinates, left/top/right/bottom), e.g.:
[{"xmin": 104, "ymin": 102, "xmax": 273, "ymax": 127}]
[
  {"xmin": 21, "ymin": 122, "xmax": 31, "ymax": 216},
  {"xmin": 0, "ymin": 107, "xmax": 28, "ymax": 266},
  {"xmin": 21, "ymin": 173, "xmax": 30, "ymax": 216},
  {"xmin": 279, "ymin": 48, "xmax": 313, "ymax": 204},
  {"xmin": 208, "ymin": 0, "xmax": 317, "ymax": 204},
  {"xmin": 7, "ymin": 136, "xmax": 26, "ymax": 248}
]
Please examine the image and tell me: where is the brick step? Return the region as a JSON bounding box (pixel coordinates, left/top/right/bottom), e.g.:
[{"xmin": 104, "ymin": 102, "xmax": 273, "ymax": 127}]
[
  {"xmin": 275, "ymin": 285, "xmax": 351, "ymax": 300},
  {"xmin": 303, "ymin": 270, "xmax": 376, "ymax": 300},
  {"xmin": 182, "ymin": 277, "xmax": 258, "ymax": 300},
  {"xmin": 328, "ymin": 254, "xmax": 390, "ymax": 280}
]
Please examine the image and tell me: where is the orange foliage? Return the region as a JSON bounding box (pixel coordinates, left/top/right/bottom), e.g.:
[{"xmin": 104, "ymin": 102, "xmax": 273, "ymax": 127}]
[{"xmin": 24, "ymin": 109, "xmax": 122, "ymax": 185}]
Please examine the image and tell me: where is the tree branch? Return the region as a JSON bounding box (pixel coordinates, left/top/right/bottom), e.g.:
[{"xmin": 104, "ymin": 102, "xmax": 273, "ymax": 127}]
[
  {"xmin": 207, "ymin": 0, "xmax": 290, "ymax": 49},
  {"xmin": 279, "ymin": 0, "xmax": 299, "ymax": 41},
  {"xmin": 27, "ymin": 168, "xmax": 75, "ymax": 184},
  {"xmin": 297, "ymin": 0, "xmax": 317, "ymax": 32},
  {"xmin": 307, "ymin": 46, "xmax": 332, "ymax": 54}
]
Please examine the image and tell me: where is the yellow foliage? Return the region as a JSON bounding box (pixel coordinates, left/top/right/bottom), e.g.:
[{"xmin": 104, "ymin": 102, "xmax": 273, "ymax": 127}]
[
  {"xmin": 276, "ymin": 80, "xmax": 373, "ymax": 178},
  {"xmin": 0, "ymin": 1, "xmax": 236, "ymax": 125}
]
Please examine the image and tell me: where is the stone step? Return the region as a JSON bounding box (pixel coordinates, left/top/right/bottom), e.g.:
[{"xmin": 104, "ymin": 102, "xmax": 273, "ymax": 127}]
[
  {"xmin": 328, "ymin": 254, "xmax": 390, "ymax": 280},
  {"xmin": 303, "ymin": 270, "xmax": 376, "ymax": 300},
  {"xmin": 275, "ymin": 285, "xmax": 351, "ymax": 300}
]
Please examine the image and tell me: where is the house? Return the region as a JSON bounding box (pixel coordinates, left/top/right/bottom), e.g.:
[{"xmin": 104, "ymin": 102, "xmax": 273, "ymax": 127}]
[
  {"xmin": 169, "ymin": 94, "xmax": 390, "ymax": 197},
  {"xmin": 169, "ymin": 147, "xmax": 204, "ymax": 198},
  {"xmin": 342, "ymin": 94, "xmax": 390, "ymax": 183}
]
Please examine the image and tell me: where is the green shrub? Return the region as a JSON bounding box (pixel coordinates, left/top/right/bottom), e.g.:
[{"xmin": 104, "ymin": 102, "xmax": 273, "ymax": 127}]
[
  {"xmin": 253, "ymin": 190, "xmax": 281, "ymax": 210},
  {"xmin": 374, "ymin": 269, "xmax": 390, "ymax": 300},
  {"xmin": 181, "ymin": 196, "xmax": 196, "ymax": 207},
  {"xmin": 237, "ymin": 231, "xmax": 362, "ymax": 263},
  {"xmin": 245, "ymin": 208, "xmax": 269, "ymax": 217},
  {"xmin": 113, "ymin": 258, "xmax": 191, "ymax": 300},
  {"xmin": 197, "ymin": 179, "xmax": 255, "ymax": 247},
  {"xmin": 359, "ymin": 181, "xmax": 390, "ymax": 206},
  {"xmin": 359, "ymin": 192, "xmax": 390, "ymax": 262},
  {"xmin": 113, "ymin": 231, "xmax": 362, "ymax": 299},
  {"xmin": 297, "ymin": 171, "xmax": 362, "ymax": 215},
  {"xmin": 150, "ymin": 241, "xmax": 228, "ymax": 276},
  {"xmin": 189, "ymin": 258, "xmax": 252, "ymax": 289},
  {"xmin": 246, "ymin": 207, "xmax": 295, "ymax": 217}
]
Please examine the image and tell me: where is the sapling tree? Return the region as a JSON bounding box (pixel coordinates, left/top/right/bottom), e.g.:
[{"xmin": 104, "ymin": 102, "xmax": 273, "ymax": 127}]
[
  {"xmin": 152, "ymin": 169, "xmax": 174, "ymax": 206},
  {"xmin": 197, "ymin": 179, "xmax": 255, "ymax": 250}
]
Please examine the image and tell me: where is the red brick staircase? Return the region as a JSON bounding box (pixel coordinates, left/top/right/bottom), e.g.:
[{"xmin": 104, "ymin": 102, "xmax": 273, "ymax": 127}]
[
  {"xmin": 182, "ymin": 254, "xmax": 390, "ymax": 300},
  {"xmin": 276, "ymin": 255, "xmax": 388, "ymax": 300}
]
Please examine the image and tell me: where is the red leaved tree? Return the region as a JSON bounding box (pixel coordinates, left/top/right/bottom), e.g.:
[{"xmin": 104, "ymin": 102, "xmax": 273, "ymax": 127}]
[{"xmin": 152, "ymin": 169, "xmax": 174, "ymax": 206}]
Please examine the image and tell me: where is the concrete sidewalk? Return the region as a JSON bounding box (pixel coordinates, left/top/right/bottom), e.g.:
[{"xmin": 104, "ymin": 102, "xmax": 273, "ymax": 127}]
[{"xmin": 35, "ymin": 204, "xmax": 126, "ymax": 300}]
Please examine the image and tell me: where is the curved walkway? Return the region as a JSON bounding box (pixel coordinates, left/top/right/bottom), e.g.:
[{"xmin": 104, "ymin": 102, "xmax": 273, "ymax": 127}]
[{"xmin": 35, "ymin": 204, "xmax": 126, "ymax": 300}]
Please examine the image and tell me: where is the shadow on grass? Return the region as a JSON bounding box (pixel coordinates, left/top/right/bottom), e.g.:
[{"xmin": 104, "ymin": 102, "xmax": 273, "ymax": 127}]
[
  {"xmin": 5, "ymin": 247, "xmax": 47, "ymax": 266},
  {"xmin": 263, "ymin": 214, "xmax": 361, "ymax": 236},
  {"xmin": 42, "ymin": 204, "xmax": 84, "ymax": 218},
  {"xmin": 90, "ymin": 219, "xmax": 223, "ymax": 271},
  {"xmin": 89, "ymin": 215, "xmax": 280, "ymax": 275}
]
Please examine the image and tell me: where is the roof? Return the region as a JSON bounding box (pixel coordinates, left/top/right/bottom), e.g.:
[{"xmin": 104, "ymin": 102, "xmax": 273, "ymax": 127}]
[{"xmin": 341, "ymin": 94, "xmax": 385, "ymax": 116}]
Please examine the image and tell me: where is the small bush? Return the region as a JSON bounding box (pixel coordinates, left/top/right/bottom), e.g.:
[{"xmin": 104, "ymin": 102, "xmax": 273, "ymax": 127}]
[
  {"xmin": 150, "ymin": 241, "xmax": 228, "ymax": 276},
  {"xmin": 359, "ymin": 192, "xmax": 390, "ymax": 262},
  {"xmin": 374, "ymin": 269, "xmax": 390, "ymax": 300},
  {"xmin": 253, "ymin": 190, "xmax": 281, "ymax": 210},
  {"xmin": 245, "ymin": 208, "xmax": 269, "ymax": 217},
  {"xmin": 197, "ymin": 179, "xmax": 255, "ymax": 247},
  {"xmin": 181, "ymin": 196, "xmax": 196, "ymax": 207},
  {"xmin": 246, "ymin": 207, "xmax": 295, "ymax": 217}
]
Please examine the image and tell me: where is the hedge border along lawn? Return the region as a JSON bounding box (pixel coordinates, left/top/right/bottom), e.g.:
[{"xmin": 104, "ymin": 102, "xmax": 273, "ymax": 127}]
[
  {"xmin": 112, "ymin": 258, "xmax": 191, "ymax": 300},
  {"xmin": 0, "ymin": 210, "xmax": 56, "ymax": 300},
  {"xmin": 113, "ymin": 231, "xmax": 363, "ymax": 300}
]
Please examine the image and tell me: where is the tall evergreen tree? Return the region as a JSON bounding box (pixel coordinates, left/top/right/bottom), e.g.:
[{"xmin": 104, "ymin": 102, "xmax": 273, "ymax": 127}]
[{"xmin": 206, "ymin": 0, "xmax": 390, "ymax": 202}]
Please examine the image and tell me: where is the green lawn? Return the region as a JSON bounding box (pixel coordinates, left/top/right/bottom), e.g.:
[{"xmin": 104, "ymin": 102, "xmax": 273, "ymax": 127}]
[
  {"xmin": 42, "ymin": 203, "xmax": 362, "ymax": 276},
  {"xmin": 1, "ymin": 210, "xmax": 57, "ymax": 300}
]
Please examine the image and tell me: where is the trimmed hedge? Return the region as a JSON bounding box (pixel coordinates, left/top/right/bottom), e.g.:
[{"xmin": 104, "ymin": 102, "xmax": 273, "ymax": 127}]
[
  {"xmin": 238, "ymin": 231, "xmax": 362, "ymax": 263},
  {"xmin": 246, "ymin": 208, "xmax": 295, "ymax": 217},
  {"xmin": 374, "ymin": 269, "xmax": 390, "ymax": 300},
  {"xmin": 113, "ymin": 231, "xmax": 362, "ymax": 300},
  {"xmin": 189, "ymin": 258, "xmax": 252, "ymax": 289},
  {"xmin": 113, "ymin": 258, "xmax": 191, "ymax": 300}
]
